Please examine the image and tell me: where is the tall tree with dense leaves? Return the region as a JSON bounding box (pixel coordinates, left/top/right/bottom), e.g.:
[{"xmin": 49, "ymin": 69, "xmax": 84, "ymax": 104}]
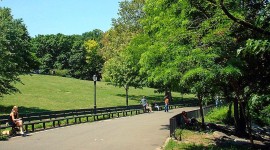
[
  {"xmin": 100, "ymin": 0, "xmax": 145, "ymax": 61},
  {"xmin": 82, "ymin": 29, "xmax": 104, "ymax": 43},
  {"xmin": 31, "ymin": 34, "xmax": 74, "ymax": 74},
  {"xmin": 101, "ymin": 0, "xmax": 145, "ymax": 104},
  {"xmin": 138, "ymin": 0, "xmax": 270, "ymax": 137},
  {"xmin": 0, "ymin": 8, "xmax": 37, "ymax": 97},
  {"xmin": 103, "ymin": 34, "xmax": 147, "ymax": 106},
  {"xmin": 83, "ymin": 39, "xmax": 104, "ymax": 80}
]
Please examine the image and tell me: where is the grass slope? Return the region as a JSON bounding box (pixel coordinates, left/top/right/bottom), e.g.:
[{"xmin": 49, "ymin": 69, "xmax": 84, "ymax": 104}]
[{"xmin": 0, "ymin": 74, "xmax": 192, "ymax": 114}]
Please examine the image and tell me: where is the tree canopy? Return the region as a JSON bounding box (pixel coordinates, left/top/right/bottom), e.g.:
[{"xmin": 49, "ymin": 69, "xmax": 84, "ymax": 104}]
[{"xmin": 0, "ymin": 7, "xmax": 38, "ymax": 97}]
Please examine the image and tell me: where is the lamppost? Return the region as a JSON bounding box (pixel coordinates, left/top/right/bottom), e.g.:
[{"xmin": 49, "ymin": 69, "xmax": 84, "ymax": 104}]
[{"xmin": 93, "ymin": 74, "xmax": 97, "ymax": 113}]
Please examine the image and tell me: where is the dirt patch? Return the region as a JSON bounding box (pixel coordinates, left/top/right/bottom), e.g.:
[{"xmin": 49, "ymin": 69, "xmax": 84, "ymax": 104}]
[
  {"xmin": 177, "ymin": 131, "xmax": 215, "ymax": 146},
  {"xmin": 171, "ymin": 124, "xmax": 270, "ymax": 150}
]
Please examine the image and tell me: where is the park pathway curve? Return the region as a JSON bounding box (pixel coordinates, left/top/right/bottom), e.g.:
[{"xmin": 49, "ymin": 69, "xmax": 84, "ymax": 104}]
[{"xmin": 1, "ymin": 107, "xmax": 199, "ymax": 150}]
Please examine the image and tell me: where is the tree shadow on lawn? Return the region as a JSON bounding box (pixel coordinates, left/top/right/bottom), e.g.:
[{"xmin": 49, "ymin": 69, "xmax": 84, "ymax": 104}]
[
  {"xmin": 0, "ymin": 105, "xmax": 51, "ymax": 115},
  {"xmin": 116, "ymin": 94, "xmax": 199, "ymax": 106}
]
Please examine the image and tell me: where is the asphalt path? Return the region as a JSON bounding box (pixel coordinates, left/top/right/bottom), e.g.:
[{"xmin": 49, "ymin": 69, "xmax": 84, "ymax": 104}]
[{"xmin": 1, "ymin": 107, "xmax": 199, "ymax": 150}]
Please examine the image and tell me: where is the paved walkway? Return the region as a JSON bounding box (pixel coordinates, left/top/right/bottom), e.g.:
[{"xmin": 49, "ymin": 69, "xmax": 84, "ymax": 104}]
[{"xmin": 1, "ymin": 107, "xmax": 198, "ymax": 150}]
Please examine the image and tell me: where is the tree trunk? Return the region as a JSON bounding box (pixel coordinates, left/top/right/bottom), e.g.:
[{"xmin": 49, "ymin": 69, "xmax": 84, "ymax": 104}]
[
  {"xmin": 125, "ymin": 85, "xmax": 129, "ymax": 106},
  {"xmin": 239, "ymin": 101, "xmax": 247, "ymax": 135},
  {"xmin": 234, "ymin": 98, "xmax": 240, "ymax": 133},
  {"xmin": 246, "ymin": 101, "xmax": 254, "ymax": 145},
  {"xmin": 231, "ymin": 80, "xmax": 247, "ymax": 136},
  {"xmin": 223, "ymin": 86, "xmax": 230, "ymax": 103},
  {"xmin": 165, "ymin": 90, "xmax": 172, "ymax": 102},
  {"xmin": 198, "ymin": 94, "xmax": 205, "ymax": 127}
]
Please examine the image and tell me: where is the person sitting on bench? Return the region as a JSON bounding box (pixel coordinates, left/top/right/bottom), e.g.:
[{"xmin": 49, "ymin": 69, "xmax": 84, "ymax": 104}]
[
  {"xmin": 145, "ymin": 103, "xmax": 153, "ymax": 112},
  {"xmin": 153, "ymin": 101, "xmax": 160, "ymax": 111},
  {"xmin": 8, "ymin": 106, "xmax": 24, "ymax": 135}
]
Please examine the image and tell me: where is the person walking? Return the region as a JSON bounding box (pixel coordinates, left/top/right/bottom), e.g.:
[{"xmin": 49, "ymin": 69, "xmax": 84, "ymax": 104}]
[{"xmin": 164, "ymin": 96, "xmax": 169, "ymax": 112}]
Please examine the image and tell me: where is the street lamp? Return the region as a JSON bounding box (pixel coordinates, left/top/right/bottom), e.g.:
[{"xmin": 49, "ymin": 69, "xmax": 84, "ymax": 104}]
[{"xmin": 93, "ymin": 74, "xmax": 97, "ymax": 113}]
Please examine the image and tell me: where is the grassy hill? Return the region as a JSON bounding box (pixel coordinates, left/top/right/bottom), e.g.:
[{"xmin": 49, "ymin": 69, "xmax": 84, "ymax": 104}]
[{"xmin": 0, "ymin": 74, "xmax": 194, "ymax": 114}]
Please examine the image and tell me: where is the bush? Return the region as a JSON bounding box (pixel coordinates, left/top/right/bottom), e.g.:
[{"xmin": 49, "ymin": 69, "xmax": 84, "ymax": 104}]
[
  {"xmin": 54, "ymin": 69, "xmax": 70, "ymax": 77},
  {"xmin": 249, "ymin": 94, "xmax": 270, "ymax": 126},
  {"xmin": 0, "ymin": 134, "xmax": 9, "ymax": 141},
  {"xmin": 204, "ymin": 105, "xmax": 234, "ymax": 125},
  {"xmin": 260, "ymin": 105, "xmax": 270, "ymax": 125}
]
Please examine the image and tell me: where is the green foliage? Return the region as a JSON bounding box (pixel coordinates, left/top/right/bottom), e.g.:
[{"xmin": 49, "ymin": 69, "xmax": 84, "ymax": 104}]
[
  {"xmin": 54, "ymin": 69, "xmax": 69, "ymax": 77},
  {"xmin": 238, "ymin": 39, "xmax": 270, "ymax": 56},
  {"xmin": 31, "ymin": 30, "xmax": 104, "ymax": 80},
  {"xmin": 249, "ymin": 94, "xmax": 270, "ymax": 126},
  {"xmin": 136, "ymin": 0, "xmax": 270, "ymax": 134},
  {"xmin": 103, "ymin": 34, "xmax": 147, "ymax": 88},
  {"xmin": 31, "ymin": 34, "xmax": 75, "ymax": 73},
  {"xmin": 82, "ymin": 29, "xmax": 104, "ymax": 42},
  {"xmin": 261, "ymin": 105, "xmax": 270, "ymax": 125},
  {"xmin": 100, "ymin": 0, "xmax": 144, "ymax": 61},
  {"xmin": 83, "ymin": 39, "xmax": 104, "ymax": 79},
  {"xmin": 0, "ymin": 7, "xmax": 37, "ymax": 97},
  {"xmin": 0, "ymin": 134, "xmax": 9, "ymax": 141},
  {"xmin": 204, "ymin": 105, "xmax": 234, "ymax": 125}
]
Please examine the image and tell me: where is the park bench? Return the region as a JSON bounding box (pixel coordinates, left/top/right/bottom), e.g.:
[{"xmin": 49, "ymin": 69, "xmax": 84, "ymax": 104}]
[
  {"xmin": 0, "ymin": 109, "xmax": 95, "ymax": 133},
  {"xmin": 0, "ymin": 115, "xmax": 22, "ymax": 136},
  {"xmin": 169, "ymin": 102, "xmax": 183, "ymax": 109},
  {"xmin": 0, "ymin": 115, "xmax": 11, "ymax": 131},
  {"xmin": 128, "ymin": 105, "xmax": 143, "ymax": 115},
  {"xmin": 152, "ymin": 102, "xmax": 183, "ymax": 111},
  {"xmin": 93, "ymin": 108, "xmax": 111, "ymax": 120},
  {"xmin": 93, "ymin": 105, "xmax": 143, "ymax": 120}
]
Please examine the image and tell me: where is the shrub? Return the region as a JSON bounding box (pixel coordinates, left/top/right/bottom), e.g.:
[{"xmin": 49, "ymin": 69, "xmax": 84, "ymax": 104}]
[
  {"xmin": 249, "ymin": 94, "xmax": 270, "ymax": 126},
  {"xmin": 0, "ymin": 134, "xmax": 9, "ymax": 141},
  {"xmin": 54, "ymin": 69, "xmax": 70, "ymax": 77},
  {"xmin": 204, "ymin": 105, "xmax": 234, "ymax": 125}
]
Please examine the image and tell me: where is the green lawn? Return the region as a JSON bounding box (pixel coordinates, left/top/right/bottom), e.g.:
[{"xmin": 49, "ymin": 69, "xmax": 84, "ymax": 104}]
[{"xmin": 0, "ymin": 74, "xmax": 194, "ymax": 114}]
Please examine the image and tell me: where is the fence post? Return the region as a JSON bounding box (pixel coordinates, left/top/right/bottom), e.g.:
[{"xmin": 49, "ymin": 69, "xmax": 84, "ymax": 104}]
[{"xmin": 170, "ymin": 117, "xmax": 177, "ymax": 138}]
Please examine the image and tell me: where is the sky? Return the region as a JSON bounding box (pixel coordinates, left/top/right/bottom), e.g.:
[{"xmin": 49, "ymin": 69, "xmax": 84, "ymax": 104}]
[{"xmin": 0, "ymin": 0, "xmax": 121, "ymax": 37}]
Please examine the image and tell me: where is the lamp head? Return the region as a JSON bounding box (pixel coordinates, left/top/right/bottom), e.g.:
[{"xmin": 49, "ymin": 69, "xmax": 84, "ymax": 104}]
[{"xmin": 93, "ymin": 75, "xmax": 97, "ymax": 81}]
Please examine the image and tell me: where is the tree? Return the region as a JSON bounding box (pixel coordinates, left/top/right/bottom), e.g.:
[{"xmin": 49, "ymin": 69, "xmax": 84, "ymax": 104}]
[
  {"xmin": 138, "ymin": 0, "xmax": 270, "ymax": 136},
  {"xmin": 101, "ymin": 0, "xmax": 146, "ymax": 105},
  {"xmin": 0, "ymin": 8, "xmax": 37, "ymax": 96},
  {"xmin": 103, "ymin": 35, "xmax": 146, "ymax": 106},
  {"xmin": 100, "ymin": 0, "xmax": 145, "ymax": 61},
  {"xmin": 31, "ymin": 34, "xmax": 74, "ymax": 74},
  {"xmin": 138, "ymin": 0, "xmax": 191, "ymax": 98},
  {"xmin": 83, "ymin": 39, "xmax": 104, "ymax": 80},
  {"xmin": 82, "ymin": 29, "xmax": 104, "ymax": 42},
  {"xmin": 31, "ymin": 29, "xmax": 105, "ymax": 79},
  {"xmin": 219, "ymin": 0, "xmax": 270, "ymax": 36}
]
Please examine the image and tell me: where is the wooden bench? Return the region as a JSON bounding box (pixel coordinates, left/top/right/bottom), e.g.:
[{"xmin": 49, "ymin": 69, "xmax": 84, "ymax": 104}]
[
  {"xmin": 9, "ymin": 109, "xmax": 90, "ymax": 132},
  {"xmin": 0, "ymin": 115, "xmax": 22, "ymax": 136},
  {"xmin": 0, "ymin": 115, "xmax": 11, "ymax": 131},
  {"xmin": 93, "ymin": 105, "xmax": 143, "ymax": 120},
  {"xmin": 152, "ymin": 102, "xmax": 183, "ymax": 111},
  {"xmin": 0, "ymin": 105, "xmax": 145, "ymax": 133}
]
